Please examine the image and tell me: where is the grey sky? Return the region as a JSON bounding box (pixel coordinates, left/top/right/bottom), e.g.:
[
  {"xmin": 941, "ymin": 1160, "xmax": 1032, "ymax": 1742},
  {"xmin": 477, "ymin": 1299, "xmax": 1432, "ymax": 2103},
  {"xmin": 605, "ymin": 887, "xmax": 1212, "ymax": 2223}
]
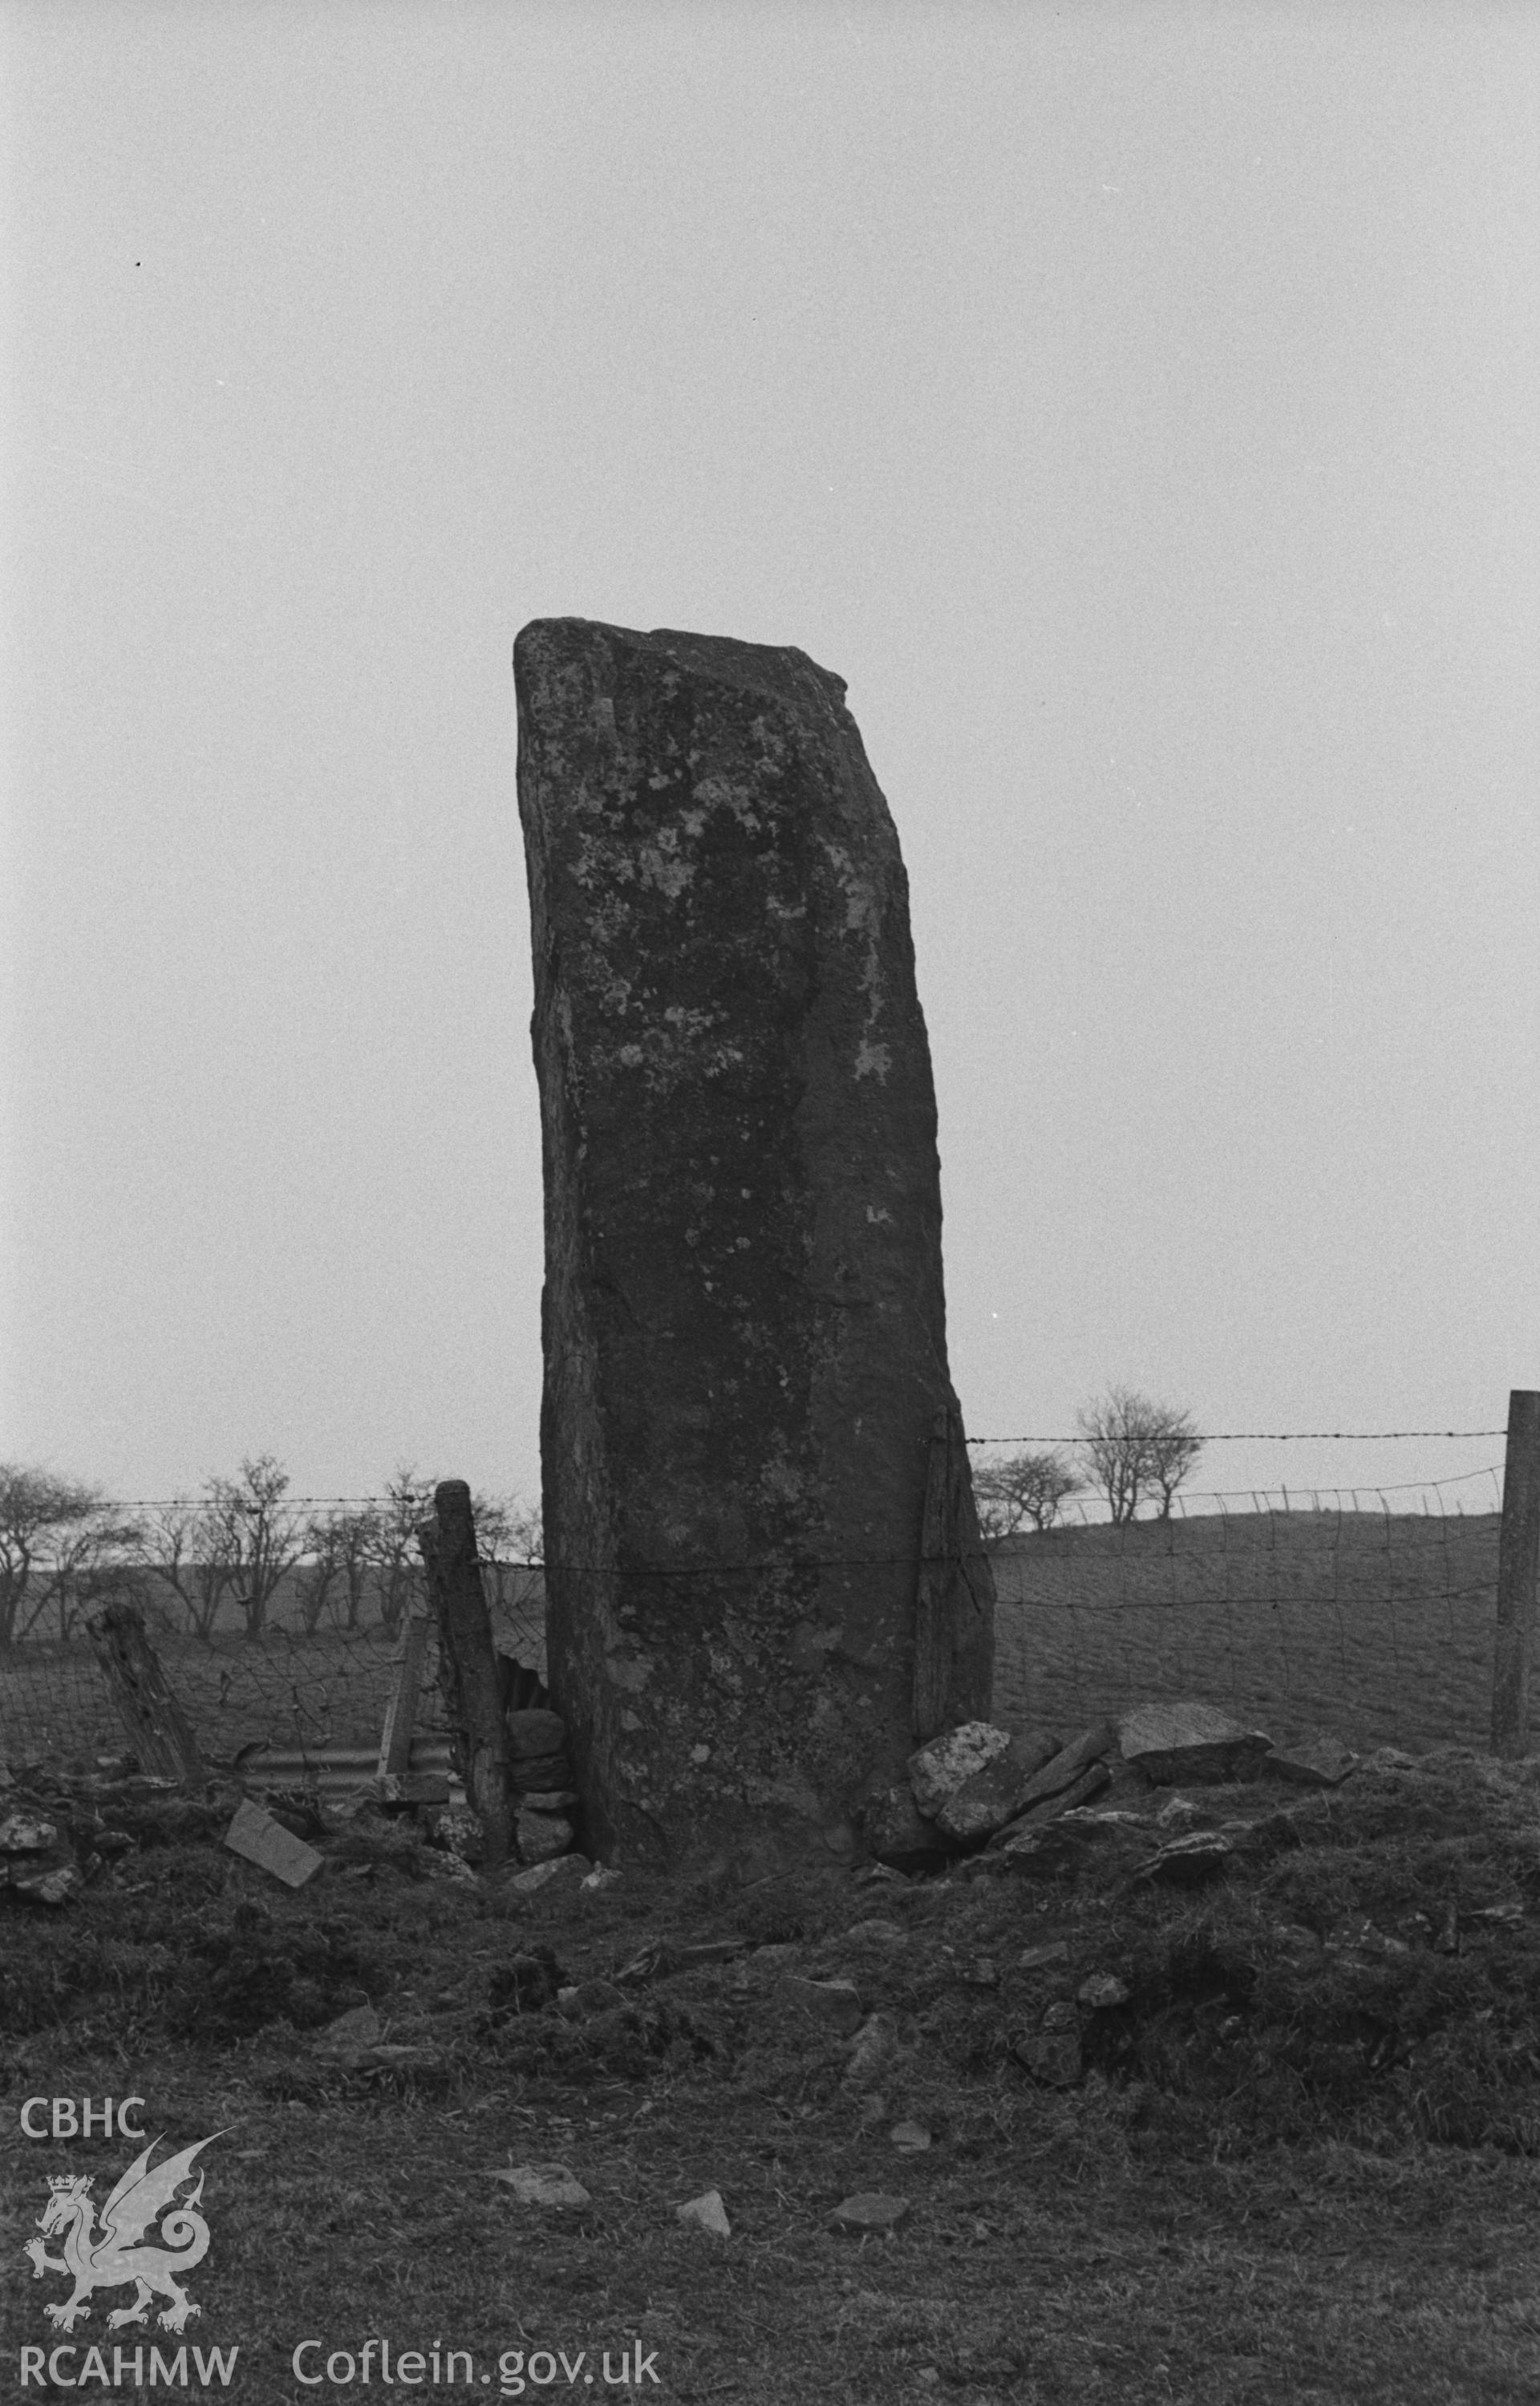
[{"xmin": 3, "ymin": 1, "xmax": 1536, "ymax": 1522}]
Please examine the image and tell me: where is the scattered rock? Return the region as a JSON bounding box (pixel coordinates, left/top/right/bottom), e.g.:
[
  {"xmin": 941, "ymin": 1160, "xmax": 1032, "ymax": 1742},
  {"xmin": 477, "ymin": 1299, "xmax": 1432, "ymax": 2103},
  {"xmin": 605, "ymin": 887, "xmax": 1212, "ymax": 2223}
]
[
  {"xmin": 580, "ymin": 1865, "xmax": 622, "ymax": 1893},
  {"xmin": 507, "ymin": 1854, "xmax": 593, "ymax": 1898},
  {"xmin": 1156, "ymin": 1795, "xmax": 1202, "ymax": 1828},
  {"xmin": 987, "ymin": 1759, "xmax": 1112, "ymax": 1843},
  {"xmin": 890, "ymin": 2120, "xmax": 931, "ymax": 2152},
  {"xmin": 489, "ymin": 2163, "xmax": 591, "ymax": 2209},
  {"xmin": 1116, "ymin": 1702, "xmax": 1274, "ymax": 1786},
  {"xmin": 864, "ymin": 1783, "xmax": 954, "ymax": 1871},
  {"xmin": 843, "ymin": 2011, "xmax": 899, "ymax": 2091},
  {"xmin": 1365, "ymin": 1747, "xmax": 1419, "ymax": 1772},
  {"xmin": 319, "ymin": 2003, "xmax": 383, "ymax": 2050},
  {"xmin": 1266, "ymin": 1734, "xmax": 1360, "ymax": 1787},
  {"xmin": 1135, "ymin": 1830, "xmax": 1236, "ymax": 1888},
  {"xmin": 1016, "ymin": 1939, "xmax": 1070, "ymax": 1972},
  {"xmin": 0, "ymin": 1814, "xmax": 59, "ymax": 1853},
  {"xmin": 829, "ymin": 2192, "xmax": 910, "ymax": 2233},
  {"xmin": 9, "ymin": 1861, "xmax": 81, "ymax": 1906},
  {"xmin": 906, "ymin": 1723, "xmax": 1013, "ymax": 1821},
  {"xmin": 675, "ymin": 2189, "xmax": 731, "ymax": 2237},
  {"xmin": 1076, "ymin": 1974, "xmax": 1129, "ymax": 2009},
  {"xmin": 1014, "ymin": 2006, "xmax": 1082, "ymax": 2086},
  {"xmin": 223, "ymin": 1798, "xmax": 323, "ymax": 1889},
  {"xmin": 488, "ymin": 1950, "xmax": 567, "ymax": 2016},
  {"xmin": 780, "ymin": 1976, "xmax": 864, "ymax": 2037},
  {"xmin": 844, "ymin": 1918, "xmax": 908, "ymax": 1945},
  {"xmin": 517, "ymin": 1807, "xmax": 575, "ymax": 1864},
  {"xmin": 946, "ymin": 1724, "xmax": 1114, "ymax": 1842}
]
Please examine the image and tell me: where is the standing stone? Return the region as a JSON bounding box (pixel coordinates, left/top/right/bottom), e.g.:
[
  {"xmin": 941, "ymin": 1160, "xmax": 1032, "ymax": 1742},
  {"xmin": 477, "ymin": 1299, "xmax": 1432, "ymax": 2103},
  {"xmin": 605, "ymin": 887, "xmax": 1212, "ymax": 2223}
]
[{"xmin": 515, "ymin": 619, "xmax": 994, "ymax": 1868}]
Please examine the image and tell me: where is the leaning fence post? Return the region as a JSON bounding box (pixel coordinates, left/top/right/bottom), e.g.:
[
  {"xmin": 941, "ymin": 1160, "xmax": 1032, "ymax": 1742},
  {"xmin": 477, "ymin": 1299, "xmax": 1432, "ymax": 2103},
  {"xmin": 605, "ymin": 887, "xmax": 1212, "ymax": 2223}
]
[
  {"xmin": 87, "ymin": 1603, "xmax": 205, "ymax": 1784},
  {"xmin": 376, "ymin": 1604, "xmax": 432, "ymax": 1782},
  {"xmin": 1490, "ymin": 1390, "xmax": 1540, "ymax": 1757},
  {"xmin": 415, "ymin": 1481, "xmax": 517, "ymax": 1867}
]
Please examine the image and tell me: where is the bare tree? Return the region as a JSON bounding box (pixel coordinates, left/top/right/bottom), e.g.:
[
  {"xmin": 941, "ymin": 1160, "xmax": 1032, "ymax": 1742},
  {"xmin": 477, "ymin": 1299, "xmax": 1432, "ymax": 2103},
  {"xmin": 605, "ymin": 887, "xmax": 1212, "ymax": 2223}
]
[
  {"xmin": 0, "ymin": 1466, "xmax": 142, "ymax": 1646},
  {"xmin": 203, "ymin": 1456, "xmax": 303, "ymax": 1634},
  {"xmin": 296, "ymin": 1507, "xmax": 379, "ymax": 1632},
  {"xmin": 366, "ymin": 1467, "xmax": 435, "ymax": 1632},
  {"xmin": 971, "ymin": 1451, "xmax": 1084, "ymax": 1547},
  {"xmin": 1076, "ymin": 1389, "xmax": 1204, "ymax": 1524},
  {"xmin": 473, "ymin": 1494, "xmax": 545, "ymax": 1623},
  {"xmin": 137, "ymin": 1456, "xmax": 302, "ymax": 1636}
]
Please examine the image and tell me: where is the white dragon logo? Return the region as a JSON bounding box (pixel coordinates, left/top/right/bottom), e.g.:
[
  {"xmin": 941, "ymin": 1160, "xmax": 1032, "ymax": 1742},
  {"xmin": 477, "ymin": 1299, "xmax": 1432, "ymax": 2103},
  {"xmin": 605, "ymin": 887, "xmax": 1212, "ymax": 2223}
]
[{"xmin": 23, "ymin": 2132, "xmax": 223, "ymax": 2335}]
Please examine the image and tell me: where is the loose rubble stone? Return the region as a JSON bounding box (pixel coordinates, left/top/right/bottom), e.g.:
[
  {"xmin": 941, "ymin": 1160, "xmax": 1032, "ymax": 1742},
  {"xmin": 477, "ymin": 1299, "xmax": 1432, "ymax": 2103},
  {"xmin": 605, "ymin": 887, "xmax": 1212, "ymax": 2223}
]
[
  {"xmin": 780, "ymin": 1976, "xmax": 864, "ymax": 2037},
  {"xmin": 1366, "ymin": 1747, "xmax": 1419, "ymax": 1771},
  {"xmin": 580, "ymin": 1864, "xmax": 622, "ymax": 1892},
  {"xmin": 517, "ymin": 1807, "xmax": 575, "ymax": 1864},
  {"xmin": 930, "ymin": 1729, "xmax": 1066, "ymax": 1840},
  {"xmin": 907, "ymin": 1723, "xmax": 1013, "ymax": 1821},
  {"xmin": 890, "ymin": 2120, "xmax": 931, "ymax": 2152},
  {"xmin": 320, "ymin": 2003, "xmax": 383, "ymax": 2050},
  {"xmin": 676, "ymin": 2189, "xmax": 731, "ymax": 2238},
  {"xmin": 0, "ymin": 1814, "xmax": 59, "ymax": 1852},
  {"xmin": 1016, "ymin": 1940, "xmax": 1070, "ymax": 1972},
  {"xmin": 1156, "ymin": 1795, "xmax": 1202, "ymax": 1828},
  {"xmin": 987, "ymin": 1759, "xmax": 1112, "ymax": 1843},
  {"xmin": 1136, "ymin": 1830, "xmax": 1236, "ymax": 1887},
  {"xmin": 865, "ymin": 1783, "xmax": 955, "ymax": 1871},
  {"xmin": 844, "ymin": 1918, "xmax": 908, "ymax": 1945},
  {"xmin": 517, "ymin": 618, "xmax": 992, "ymax": 1868},
  {"xmin": 1117, "ymin": 1701, "xmax": 1274, "ymax": 1786},
  {"xmin": 1266, "ymin": 1734, "xmax": 1360, "ymax": 1787},
  {"xmin": 1076, "ymin": 1974, "xmax": 1129, "ymax": 2009},
  {"xmin": 947, "ymin": 1723, "xmax": 1114, "ymax": 1841},
  {"xmin": 9, "ymin": 1862, "xmax": 80, "ymax": 1906},
  {"xmin": 843, "ymin": 2011, "xmax": 899, "ymax": 2091},
  {"xmin": 491, "ymin": 2163, "xmax": 591, "ymax": 2209},
  {"xmin": 1014, "ymin": 2020, "xmax": 1082, "ymax": 2087},
  {"xmin": 830, "ymin": 2192, "xmax": 910, "ymax": 2233},
  {"xmin": 507, "ymin": 1853, "xmax": 593, "ymax": 1897}
]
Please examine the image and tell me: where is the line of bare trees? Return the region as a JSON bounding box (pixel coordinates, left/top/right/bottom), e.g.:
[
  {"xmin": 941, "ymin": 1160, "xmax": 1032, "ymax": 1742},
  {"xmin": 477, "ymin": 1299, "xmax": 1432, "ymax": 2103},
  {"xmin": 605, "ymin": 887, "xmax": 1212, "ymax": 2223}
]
[
  {"xmin": 971, "ymin": 1388, "xmax": 1204, "ymax": 1545},
  {"xmin": 0, "ymin": 1456, "xmax": 542, "ymax": 1649}
]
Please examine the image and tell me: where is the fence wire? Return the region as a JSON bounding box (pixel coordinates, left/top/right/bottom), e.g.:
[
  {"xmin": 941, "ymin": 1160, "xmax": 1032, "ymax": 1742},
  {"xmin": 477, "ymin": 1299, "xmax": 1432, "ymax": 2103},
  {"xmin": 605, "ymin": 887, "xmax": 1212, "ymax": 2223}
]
[{"xmin": 0, "ymin": 1462, "xmax": 1514, "ymax": 1773}]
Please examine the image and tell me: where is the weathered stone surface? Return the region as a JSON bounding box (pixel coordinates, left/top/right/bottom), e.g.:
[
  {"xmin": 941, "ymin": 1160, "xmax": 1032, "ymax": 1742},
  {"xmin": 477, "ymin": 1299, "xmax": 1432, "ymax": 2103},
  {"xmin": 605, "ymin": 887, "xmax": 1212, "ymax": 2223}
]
[
  {"xmin": 676, "ymin": 2189, "xmax": 731, "ymax": 2237},
  {"xmin": 491, "ymin": 2163, "xmax": 591, "ymax": 2209},
  {"xmin": 932, "ymin": 1728, "xmax": 1068, "ymax": 1840},
  {"xmin": 969, "ymin": 1724, "xmax": 1116, "ymax": 1841},
  {"xmin": 1116, "ymin": 1701, "xmax": 1274, "ymax": 1785},
  {"xmin": 864, "ymin": 1782, "xmax": 954, "ymax": 1870},
  {"xmin": 983, "ymin": 1757, "xmax": 1112, "ymax": 1843},
  {"xmin": 1266, "ymin": 1733, "xmax": 1360, "ymax": 1787},
  {"xmin": 907, "ymin": 1722, "xmax": 1012, "ymax": 1820},
  {"xmin": 517, "ymin": 1806, "xmax": 575, "ymax": 1864},
  {"xmin": 830, "ymin": 2191, "xmax": 910, "ymax": 2232},
  {"xmin": 517, "ymin": 619, "xmax": 992, "ymax": 1866},
  {"xmin": 780, "ymin": 1975, "xmax": 864, "ymax": 2036}
]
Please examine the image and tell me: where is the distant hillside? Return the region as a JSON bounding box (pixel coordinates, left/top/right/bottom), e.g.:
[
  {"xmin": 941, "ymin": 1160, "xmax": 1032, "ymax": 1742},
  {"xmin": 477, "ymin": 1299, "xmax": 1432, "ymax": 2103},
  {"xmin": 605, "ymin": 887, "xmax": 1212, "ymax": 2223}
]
[{"xmin": 991, "ymin": 1507, "xmax": 1502, "ymax": 1759}]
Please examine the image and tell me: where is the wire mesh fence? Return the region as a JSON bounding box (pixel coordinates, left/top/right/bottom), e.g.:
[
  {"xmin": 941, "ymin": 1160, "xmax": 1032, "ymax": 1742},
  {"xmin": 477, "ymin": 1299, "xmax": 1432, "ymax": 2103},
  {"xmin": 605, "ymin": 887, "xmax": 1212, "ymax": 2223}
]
[
  {"xmin": 0, "ymin": 1565, "xmax": 546, "ymax": 1773},
  {"xmin": 0, "ymin": 1438, "xmax": 1524, "ymax": 1773},
  {"xmin": 988, "ymin": 1467, "xmax": 1505, "ymax": 1756}
]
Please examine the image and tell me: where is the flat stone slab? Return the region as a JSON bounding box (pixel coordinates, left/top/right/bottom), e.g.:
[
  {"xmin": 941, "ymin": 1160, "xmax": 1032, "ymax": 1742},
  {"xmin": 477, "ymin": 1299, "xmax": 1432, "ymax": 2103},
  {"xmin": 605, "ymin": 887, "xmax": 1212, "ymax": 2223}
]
[
  {"xmin": 829, "ymin": 2191, "xmax": 910, "ymax": 2232},
  {"xmin": 507, "ymin": 1852, "xmax": 594, "ymax": 1897},
  {"xmin": 932, "ymin": 1729, "xmax": 1071, "ymax": 1841},
  {"xmin": 1135, "ymin": 1830, "xmax": 1237, "ymax": 1887},
  {"xmin": 1117, "ymin": 1701, "xmax": 1274, "ymax": 1786},
  {"xmin": 1266, "ymin": 1734, "xmax": 1360, "ymax": 1787},
  {"xmin": 987, "ymin": 1759, "xmax": 1112, "ymax": 1843},
  {"xmin": 223, "ymin": 1797, "xmax": 322, "ymax": 1888}
]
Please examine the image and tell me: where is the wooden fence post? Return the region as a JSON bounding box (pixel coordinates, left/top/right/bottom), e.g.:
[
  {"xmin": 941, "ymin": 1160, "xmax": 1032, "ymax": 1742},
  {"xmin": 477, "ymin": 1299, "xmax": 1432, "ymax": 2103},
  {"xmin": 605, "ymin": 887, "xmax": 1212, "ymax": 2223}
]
[
  {"xmin": 912, "ymin": 1405, "xmax": 997, "ymax": 1743},
  {"xmin": 416, "ymin": 1481, "xmax": 517, "ymax": 1867},
  {"xmin": 1492, "ymin": 1390, "xmax": 1540, "ymax": 1757},
  {"xmin": 376, "ymin": 1605, "xmax": 432, "ymax": 1780},
  {"xmin": 87, "ymin": 1603, "xmax": 205, "ymax": 1783}
]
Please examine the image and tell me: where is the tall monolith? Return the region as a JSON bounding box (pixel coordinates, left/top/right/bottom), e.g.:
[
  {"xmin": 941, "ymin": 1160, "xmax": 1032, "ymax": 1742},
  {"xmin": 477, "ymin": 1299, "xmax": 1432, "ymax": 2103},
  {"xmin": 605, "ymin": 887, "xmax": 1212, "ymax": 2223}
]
[{"xmin": 515, "ymin": 619, "xmax": 993, "ymax": 1869}]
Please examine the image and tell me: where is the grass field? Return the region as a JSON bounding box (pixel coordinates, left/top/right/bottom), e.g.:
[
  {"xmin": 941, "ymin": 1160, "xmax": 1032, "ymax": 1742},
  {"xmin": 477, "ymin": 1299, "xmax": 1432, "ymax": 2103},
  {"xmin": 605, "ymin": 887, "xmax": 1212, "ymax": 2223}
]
[
  {"xmin": 992, "ymin": 1510, "xmax": 1502, "ymax": 1759},
  {"xmin": 5, "ymin": 1747, "xmax": 1540, "ymax": 2404}
]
